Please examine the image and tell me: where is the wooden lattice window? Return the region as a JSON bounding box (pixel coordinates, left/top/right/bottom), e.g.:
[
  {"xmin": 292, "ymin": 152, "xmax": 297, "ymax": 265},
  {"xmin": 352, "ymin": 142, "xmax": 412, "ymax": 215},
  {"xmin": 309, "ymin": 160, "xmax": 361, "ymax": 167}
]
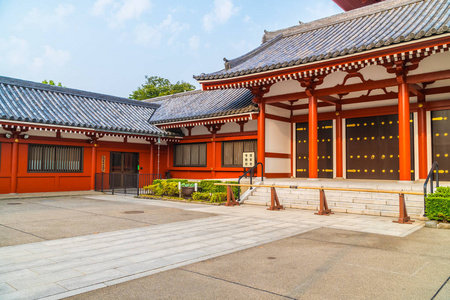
[
  {"xmin": 222, "ymin": 140, "xmax": 257, "ymax": 167},
  {"xmin": 28, "ymin": 144, "xmax": 83, "ymax": 173},
  {"xmin": 174, "ymin": 143, "xmax": 207, "ymax": 167}
]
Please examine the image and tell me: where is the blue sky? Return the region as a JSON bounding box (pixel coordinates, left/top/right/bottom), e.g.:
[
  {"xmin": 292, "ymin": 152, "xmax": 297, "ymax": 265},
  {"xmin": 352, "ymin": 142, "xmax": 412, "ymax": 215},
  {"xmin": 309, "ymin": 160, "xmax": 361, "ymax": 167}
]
[{"xmin": 0, "ymin": 0, "xmax": 342, "ymax": 98}]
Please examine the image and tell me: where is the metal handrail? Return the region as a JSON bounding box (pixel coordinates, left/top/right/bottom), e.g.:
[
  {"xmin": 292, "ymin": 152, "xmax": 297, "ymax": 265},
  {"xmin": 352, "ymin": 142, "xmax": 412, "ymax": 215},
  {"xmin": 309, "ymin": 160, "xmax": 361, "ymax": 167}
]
[
  {"xmin": 237, "ymin": 162, "xmax": 264, "ymax": 201},
  {"xmin": 423, "ymin": 161, "xmax": 439, "ymax": 216}
]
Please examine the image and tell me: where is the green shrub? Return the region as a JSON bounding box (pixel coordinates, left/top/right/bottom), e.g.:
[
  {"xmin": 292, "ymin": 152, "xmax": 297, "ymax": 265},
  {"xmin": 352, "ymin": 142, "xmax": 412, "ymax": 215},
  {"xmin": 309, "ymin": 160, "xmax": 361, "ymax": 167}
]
[
  {"xmin": 153, "ymin": 179, "xmax": 188, "ymax": 185},
  {"xmin": 426, "ymin": 186, "xmax": 450, "ymax": 222},
  {"xmin": 192, "ymin": 192, "xmax": 211, "ymax": 201},
  {"xmin": 166, "ymin": 179, "xmax": 189, "ymax": 184},
  {"xmin": 143, "ymin": 184, "xmax": 156, "ymax": 195},
  {"xmin": 144, "ymin": 180, "xmax": 180, "ymax": 196},
  {"xmin": 199, "ymin": 180, "xmax": 222, "ymax": 192},
  {"xmin": 210, "ymin": 192, "xmax": 227, "ymax": 203}
]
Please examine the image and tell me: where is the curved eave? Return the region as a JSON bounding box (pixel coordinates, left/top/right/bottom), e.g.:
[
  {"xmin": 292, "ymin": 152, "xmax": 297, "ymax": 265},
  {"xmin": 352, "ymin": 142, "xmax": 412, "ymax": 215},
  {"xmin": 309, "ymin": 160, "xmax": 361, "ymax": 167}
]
[
  {"xmin": 149, "ymin": 108, "xmax": 259, "ymax": 126},
  {"xmin": 198, "ymin": 33, "xmax": 450, "ymax": 89},
  {"xmin": 0, "ymin": 118, "xmax": 173, "ymax": 137}
]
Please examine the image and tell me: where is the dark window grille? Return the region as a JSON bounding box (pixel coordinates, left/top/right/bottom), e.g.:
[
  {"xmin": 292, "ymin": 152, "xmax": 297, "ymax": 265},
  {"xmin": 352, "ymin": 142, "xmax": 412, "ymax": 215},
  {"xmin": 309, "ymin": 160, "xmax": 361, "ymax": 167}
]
[
  {"xmin": 222, "ymin": 140, "xmax": 257, "ymax": 167},
  {"xmin": 28, "ymin": 144, "xmax": 83, "ymax": 173},
  {"xmin": 174, "ymin": 143, "xmax": 207, "ymax": 167}
]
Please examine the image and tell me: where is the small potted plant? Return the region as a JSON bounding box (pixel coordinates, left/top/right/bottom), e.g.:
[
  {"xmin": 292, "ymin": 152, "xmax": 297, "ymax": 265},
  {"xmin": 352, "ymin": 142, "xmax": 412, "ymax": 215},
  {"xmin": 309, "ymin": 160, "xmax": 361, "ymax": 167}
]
[{"xmin": 181, "ymin": 183, "xmax": 196, "ymax": 198}]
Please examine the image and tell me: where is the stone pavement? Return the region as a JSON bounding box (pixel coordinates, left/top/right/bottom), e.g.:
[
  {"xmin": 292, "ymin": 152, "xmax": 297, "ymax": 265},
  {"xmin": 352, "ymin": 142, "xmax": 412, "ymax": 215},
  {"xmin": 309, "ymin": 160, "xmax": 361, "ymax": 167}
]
[{"xmin": 0, "ymin": 195, "xmax": 425, "ymax": 299}]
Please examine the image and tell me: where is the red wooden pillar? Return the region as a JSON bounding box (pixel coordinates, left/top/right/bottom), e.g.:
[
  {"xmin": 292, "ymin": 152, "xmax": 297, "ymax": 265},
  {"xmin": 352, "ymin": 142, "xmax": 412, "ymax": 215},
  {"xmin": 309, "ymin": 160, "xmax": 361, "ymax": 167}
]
[
  {"xmin": 166, "ymin": 142, "xmax": 171, "ymax": 170},
  {"xmin": 90, "ymin": 143, "xmax": 97, "ymax": 190},
  {"xmin": 309, "ymin": 95, "xmax": 318, "ymax": 179},
  {"xmin": 398, "ymin": 82, "xmax": 411, "ymax": 181},
  {"xmin": 418, "ymin": 102, "xmax": 427, "ymax": 179},
  {"xmin": 335, "ymin": 108, "xmax": 343, "ymax": 178},
  {"xmin": 212, "ymin": 134, "xmax": 216, "ymax": 178},
  {"xmin": 10, "ymin": 138, "xmax": 19, "ymax": 193},
  {"xmin": 149, "ymin": 143, "xmax": 154, "ymax": 174},
  {"xmin": 258, "ymin": 101, "xmax": 266, "ymax": 170}
]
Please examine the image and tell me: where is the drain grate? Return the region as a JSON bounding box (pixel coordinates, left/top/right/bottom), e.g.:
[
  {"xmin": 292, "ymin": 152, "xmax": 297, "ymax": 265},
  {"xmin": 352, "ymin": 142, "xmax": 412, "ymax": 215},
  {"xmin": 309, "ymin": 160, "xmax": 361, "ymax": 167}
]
[
  {"xmin": 123, "ymin": 210, "xmax": 144, "ymax": 214},
  {"xmin": 7, "ymin": 203, "xmax": 22, "ymax": 205}
]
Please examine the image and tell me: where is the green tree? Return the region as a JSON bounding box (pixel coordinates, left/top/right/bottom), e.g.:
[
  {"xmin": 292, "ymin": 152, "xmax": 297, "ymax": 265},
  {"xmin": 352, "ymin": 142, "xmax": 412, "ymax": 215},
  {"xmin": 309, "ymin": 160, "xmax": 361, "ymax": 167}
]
[
  {"xmin": 129, "ymin": 76, "xmax": 196, "ymax": 100},
  {"xmin": 42, "ymin": 79, "xmax": 63, "ymax": 87}
]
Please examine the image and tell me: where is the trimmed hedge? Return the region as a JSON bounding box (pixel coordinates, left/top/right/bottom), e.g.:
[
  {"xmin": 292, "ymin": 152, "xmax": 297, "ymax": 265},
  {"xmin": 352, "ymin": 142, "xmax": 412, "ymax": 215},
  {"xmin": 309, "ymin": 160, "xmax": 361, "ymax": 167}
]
[
  {"xmin": 144, "ymin": 179, "xmax": 239, "ymax": 201},
  {"xmin": 425, "ymin": 186, "xmax": 450, "ymax": 222},
  {"xmin": 198, "ymin": 180, "xmax": 239, "ymax": 198}
]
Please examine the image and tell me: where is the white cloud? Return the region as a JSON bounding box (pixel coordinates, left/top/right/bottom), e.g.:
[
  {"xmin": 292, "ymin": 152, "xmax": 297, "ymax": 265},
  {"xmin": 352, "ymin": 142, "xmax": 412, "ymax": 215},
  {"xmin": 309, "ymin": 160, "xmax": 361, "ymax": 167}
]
[
  {"xmin": 189, "ymin": 35, "xmax": 200, "ymax": 51},
  {"xmin": 31, "ymin": 46, "xmax": 71, "ymax": 71},
  {"xmin": 0, "ymin": 36, "xmax": 30, "ymax": 66},
  {"xmin": 92, "ymin": 0, "xmax": 152, "ymax": 28},
  {"xmin": 203, "ymin": 0, "xmax": 240, "ymax": 32},
  {"xmin": 22, "ymin": 4, "xmax": 75, "ymax": 30},
  {"xmin": 160, "ymin": 14, "xmax": 189, "ymax": 34},
  {"xmin": 134, "ymin": 14, "xmax": 189, "ymax": 48},
  {"xmin": 92, "ymin": 0, "xmax": 115, "ymax": 16},
  {"xmin": 134, "ymin": 23, "xmax": 161, "ymax": 47},
  {"xmin": 243, "ymin": 15, "xmax": 251, "ymax": 23}
]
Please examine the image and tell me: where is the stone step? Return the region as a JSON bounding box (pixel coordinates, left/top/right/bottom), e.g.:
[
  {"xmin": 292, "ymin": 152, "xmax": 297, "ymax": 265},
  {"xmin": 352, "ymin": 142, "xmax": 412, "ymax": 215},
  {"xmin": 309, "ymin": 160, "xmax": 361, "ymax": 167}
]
[{"xmin": 243, "ymin": 186, "xmax": 424, "ymax": 219}]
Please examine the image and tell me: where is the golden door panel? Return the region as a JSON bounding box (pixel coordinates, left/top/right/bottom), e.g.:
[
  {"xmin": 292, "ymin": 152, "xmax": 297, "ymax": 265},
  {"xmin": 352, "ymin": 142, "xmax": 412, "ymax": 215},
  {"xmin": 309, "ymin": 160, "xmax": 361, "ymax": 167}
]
[
  {"xmin": 346, "ymin": 115, "xmax": 414, "ymax": 180},
  {"xmin": 431, "ymin": 110, "xmax": 450, "ymax": 181},
  {"xmin": 296, "ymin": 120, "xmax": 333, "ymax": 178}
]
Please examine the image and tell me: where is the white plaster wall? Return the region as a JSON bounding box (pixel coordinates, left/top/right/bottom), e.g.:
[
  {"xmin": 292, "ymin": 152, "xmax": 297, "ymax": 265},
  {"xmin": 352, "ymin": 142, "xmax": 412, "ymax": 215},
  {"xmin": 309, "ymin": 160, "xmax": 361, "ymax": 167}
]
[
  {"xmin": 320, "ymin": 71, "xmax": 347, "ymax": 88},
  {"xmin": 292, "ymin": 109, "xmax": 308, "ymax": 116},
  {"xmin": 359, "ymin": 64, "xmax": 390, "ymax": 81},
  {"xmin": 245, "ymin": 120, "xmax": 258, "ymax": 132},
  {"xmin": 191, "ymin": 125, "xmax": 210, "ymax": 136},
  {"xmin": 265, "ymin": 119, "xmax": 290, "ymax": 154},
  {"xmin": 409, "ymin": 51, "xmax": 450, "ymax": 76},
  {"xmin": 343, "ymin": 99, "xmax": 398, "ymax": 111},
  {"xmin": 426, "ymin": 93, "xmax": 450, "ymax": 102},
  {"xmin": 318, "ymin": 106, "xmax": 337, "ymax": 114},
  {"xmin": 264, "ymin": 79, "xmax": 302, "ymax": 97},
  {"xmin": 100, "ymin": 136, "xmax": 124, "ymax": 142},
  {"xmin": 61, "ymin": 132, "xmax": 90, "ymax": 140},
  {"xmin": 266, "ymin": 157, "xmax": 290, "ymax": 173},
  {"xmin": 127, "ymin": 137, "xmax": 149, "ymax": 144},
  {"xmin": 27, "ymin": 130, "xmax": 56, "ymax": 137},
  {"xmin": 0, "ymin": 128, "xmax": 7, "ymax": 134},
  {"xmin": 219, "ymin": 122, "xmax": 240, "ymax": 134},
  {"xmin": 180, "ymin": 128, "xmax": 188, "ymax": 136},
  {"xmin": 266, "ymin": 104, "xmax": 291, "ymax": 118}
]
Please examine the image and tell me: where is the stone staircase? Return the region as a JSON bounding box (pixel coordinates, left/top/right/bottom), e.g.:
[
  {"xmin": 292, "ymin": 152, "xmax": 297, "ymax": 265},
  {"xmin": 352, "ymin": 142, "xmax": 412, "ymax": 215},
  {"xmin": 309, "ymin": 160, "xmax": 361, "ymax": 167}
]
[{"xmin": 242, "ymin": 179, "xmax": 426, "ymax": 219}]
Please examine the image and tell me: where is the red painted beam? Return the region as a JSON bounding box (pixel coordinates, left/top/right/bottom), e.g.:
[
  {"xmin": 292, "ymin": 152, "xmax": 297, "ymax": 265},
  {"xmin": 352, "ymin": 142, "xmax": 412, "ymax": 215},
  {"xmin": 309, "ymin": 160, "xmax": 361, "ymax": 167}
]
[{"xmin": 265, "ymin": 114, "xmax": 291, "ymax": 123}]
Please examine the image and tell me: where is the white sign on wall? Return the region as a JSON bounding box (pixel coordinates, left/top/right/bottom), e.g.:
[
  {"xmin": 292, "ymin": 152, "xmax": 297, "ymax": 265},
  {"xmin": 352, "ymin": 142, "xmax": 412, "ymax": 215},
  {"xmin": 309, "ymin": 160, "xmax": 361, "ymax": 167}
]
[{"xmin": 243, "ymin": 152, "xmax": 255, "ymax": 168}]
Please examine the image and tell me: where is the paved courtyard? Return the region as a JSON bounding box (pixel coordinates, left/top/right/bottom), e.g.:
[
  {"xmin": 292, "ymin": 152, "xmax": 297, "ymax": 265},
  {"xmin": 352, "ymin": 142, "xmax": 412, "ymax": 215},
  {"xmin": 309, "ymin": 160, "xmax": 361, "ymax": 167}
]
[{"xmin": 0, "ymin": 194, "xmax": 449, "ymax": 299}]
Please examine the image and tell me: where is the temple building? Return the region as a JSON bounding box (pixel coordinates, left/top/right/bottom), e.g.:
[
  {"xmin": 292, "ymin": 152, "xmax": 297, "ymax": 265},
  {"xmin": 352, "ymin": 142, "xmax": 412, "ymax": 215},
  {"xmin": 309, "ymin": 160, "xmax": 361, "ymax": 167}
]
[
  {"xmin": 0, "ymin": 0, "xmax": 449, "ymax": 195},
  {"xmin": 194, "ymin": 0, "xmax": 450, "ymax": 182}
]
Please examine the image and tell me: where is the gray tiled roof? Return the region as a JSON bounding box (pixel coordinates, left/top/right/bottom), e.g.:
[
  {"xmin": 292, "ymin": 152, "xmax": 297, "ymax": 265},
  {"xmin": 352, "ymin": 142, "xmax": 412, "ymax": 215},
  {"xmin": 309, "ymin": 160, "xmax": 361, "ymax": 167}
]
[
  {"xmin": 146, "ymin": 88, "xmax": 257, "ymax": 124},
  {"xmin": 195, "ymin": 0, "xmax": 450, "ymax": 81},
  {"xmin": 0, "ymin": 76, "xmax": 169, "ymax": 135}
]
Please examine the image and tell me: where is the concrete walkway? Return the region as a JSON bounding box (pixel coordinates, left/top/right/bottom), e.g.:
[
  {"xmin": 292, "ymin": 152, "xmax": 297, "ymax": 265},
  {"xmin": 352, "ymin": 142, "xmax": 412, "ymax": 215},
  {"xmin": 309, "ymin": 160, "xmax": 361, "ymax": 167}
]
[{"xmin": 0, "ymin": 195, "xmax": 425, "ymax": 299}]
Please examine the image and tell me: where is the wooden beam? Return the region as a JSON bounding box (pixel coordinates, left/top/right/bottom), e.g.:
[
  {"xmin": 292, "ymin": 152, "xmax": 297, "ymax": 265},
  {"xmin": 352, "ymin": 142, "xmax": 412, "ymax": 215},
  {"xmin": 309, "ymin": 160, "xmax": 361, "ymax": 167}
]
[
  {"xmin": 267, "ymin": 102, "xmax": 292, "ymax": 110},
  {"xmin": 265, "ymin": 113, "xmax": 291, "ymax": 123},
  {"xmin": 408, "ymin": 83, "xmax": 424, "ymax": 98},
  {"xmin": 292, "ymin": 102, "xmax": 332, "ymax": 110},
  {"xmin": 318, "ymin": 95, "xmax": 339, "ymax": 105}
]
